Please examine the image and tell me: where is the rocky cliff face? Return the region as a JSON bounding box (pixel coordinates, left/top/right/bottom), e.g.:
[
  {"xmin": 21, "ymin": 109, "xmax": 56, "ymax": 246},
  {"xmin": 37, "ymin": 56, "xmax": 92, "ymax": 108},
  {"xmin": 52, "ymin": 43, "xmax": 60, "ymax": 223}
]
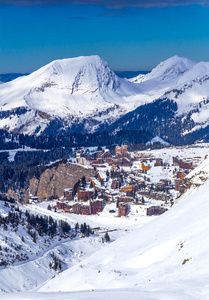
[{"xmin": 26, "ymin": 162, "xmax": 95, "ymax": 201}]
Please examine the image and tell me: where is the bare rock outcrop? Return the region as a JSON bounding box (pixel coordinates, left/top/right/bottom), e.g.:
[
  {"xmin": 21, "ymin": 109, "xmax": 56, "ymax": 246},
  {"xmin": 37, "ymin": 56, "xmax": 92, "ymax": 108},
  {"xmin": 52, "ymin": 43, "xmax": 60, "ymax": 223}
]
[{"xmin": 27, "ymin": 162, "xmax": 95, "ymax": 201}]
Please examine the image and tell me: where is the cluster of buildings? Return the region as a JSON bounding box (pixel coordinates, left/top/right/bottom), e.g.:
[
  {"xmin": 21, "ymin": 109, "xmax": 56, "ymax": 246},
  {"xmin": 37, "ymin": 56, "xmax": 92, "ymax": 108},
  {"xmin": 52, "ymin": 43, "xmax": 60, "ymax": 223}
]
[
  {"xmin": 50, "ymin": 146, "xmax": 204, "ymax": 218},
  {"xmin": 56, "ymin": 195, "xmax": 103, "ymax": 216},
  {"xmin": 76, "ymin": 145, "xmax": 133, "ymax": 169},
  {"xmin": 173, "ymin": 156, "xmax": 201, "ymax": 192}
]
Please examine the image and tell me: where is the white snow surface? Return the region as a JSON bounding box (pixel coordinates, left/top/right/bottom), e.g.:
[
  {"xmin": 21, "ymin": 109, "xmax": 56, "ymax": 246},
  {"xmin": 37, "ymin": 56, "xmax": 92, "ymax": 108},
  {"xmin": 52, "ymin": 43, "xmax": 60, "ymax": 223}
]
[
  {"xmin": 0, "ymin": 55, "xmax": 144, "ymax": 133},
  {"xmin": 2, "ymin": 54, "xmax": 209, "ymax": 135},
  {"xmin": 133, "ymin": 55, "xmax": 196, "ymax": 83},
  {"xmin": 0, "ymin": 55, "xmax": 153, "ymax": 135},
  {"xmin": 146, "ymin": 136, "xmax": 170, "ymax": 146},
  {"xmin": 130, "ymin": 55, "xmax": 209, "ymax": 121},
  {"xmin": 38, "ymin": 156, "xmax": 209, "ymax": 299},
  {"xmin": 1, "ymin": 146, "xmax": 209, "ymax": 298}
]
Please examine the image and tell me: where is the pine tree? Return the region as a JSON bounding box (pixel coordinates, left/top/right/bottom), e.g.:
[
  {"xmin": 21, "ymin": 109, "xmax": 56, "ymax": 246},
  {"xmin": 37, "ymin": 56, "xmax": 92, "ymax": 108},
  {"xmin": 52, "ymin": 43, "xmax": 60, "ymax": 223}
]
[
  {"xmin": 33, "ymin": 232, "xmax": 36, "ymax": 243},
  {"xmin": 81, "ymin": 176, "xmax": 86, "ymax": 188},
  {"xmin": 75, "ymin": 222, "xmax": 79, "ymax": 231},
  {"xmin": 54, "ymin": 257, "xmax": 58, "ymax": 271},
  {"xmin": 141, "ymin": 196, "xmax": 145, "ymax": 204},
  {"xmin": 104, "ymin": 231, "xmax": 110, "ymax": 242}
]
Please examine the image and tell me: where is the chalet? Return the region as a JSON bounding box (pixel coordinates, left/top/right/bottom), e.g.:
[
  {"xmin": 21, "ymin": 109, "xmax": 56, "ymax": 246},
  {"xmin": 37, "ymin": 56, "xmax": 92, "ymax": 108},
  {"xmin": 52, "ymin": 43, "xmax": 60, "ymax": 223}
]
[
  {"xmin": 77, "ymin": 189, "xmax": 93, "ymax": 201},
  {"xmin": 175, "ymin": 178, "xmax": 183, "ymax": 191},
  {"xmin": 173, "ymin": 157, "xmax": 193, "ymax": 170},
  {"xmin": 97, "ymin": 150, "xmax": 104, "ymax": 159},
  {"xmin": 147, "ymin": 206, "xmax": 168, "ymax": 216},
  {"xmin": 76, "ymin": 151, "xmax": 91, "ymax": 166},
  {"xmin": 160, "ymin": 179, "xmax": 171, "ymax": 186},
  {"xmin": 64, "ymin": 188, "xmax": 73, "ymax": 200},
  {"xmin": 106, "ymin": 158, "xmax": 113, "ymax": 165},
  {"xmin": 118, "ymin": 202, "xmax": 129, "ymax": 217},
  {"xmin": 138, "ymin": 188, "xmax": 171, "ymax": 202},
  {"xmin": 97, "ymin": 149, "xmax": 112, "ymax": 160},
  {"xmin": 141, "ymin": 162, "xmax": 150, "ymax": 172},
  {"xmin": 119, "ymin": 196, "xmax": 133, "ymax": 203},
  {"xmin": 90, "ymin": 200, "xmax": 103, "ymax": 214},
  {"xmin": 156, "ymin": 181, "xmax": 166, "ymax": 191},
  {"xmin": 84, "ymin": 153, "xmax": 94, "ymax": 161},
  {"xmin": 92, "ymin": 163, "xmax": 106, "ymax": 168},
  {"xmin": 94, "ymin": 158, "xmax": 104, "ymax": 165},
  {"xmin": 134, "ymin": 153, "xmax": 155, "ymax": 161},
  {"xmin": 122, "ymin": 157, "xmax": 132, "ymax": 167},
  {"xmin": 111, "ymin": 178, "xmax": 122, "ymax": 189},
  {"xmin": 176, "ymin": 171, "xmax": 186, "ymax": 180},
  {"xmin": 56, "ymin": 201, "xmax": 71, "ymax": 210},
  {"xmin": 80, "ymin": 205, "xmax": 91, "ymax": 215},
  {"xmin": 87, "ymin": 177, "xmax": 101, "ymax": 188},
  {"xmin": 115, "ymin": 145, "xmax": 124, "ymax": 157},
  {"xmin": 155, "ymin": 158, "xmax": 163, "ymax": 166},
  {"xmin": 104, "ymin": 190, "xmax": 118, "ymax": 197},
  {"xmin": 120, "ymin": 186, "xmax": 133, "ymax": 193},
  {"xmin": 98, "ymin": 171, "xmax": 107, "ymax": 183}
]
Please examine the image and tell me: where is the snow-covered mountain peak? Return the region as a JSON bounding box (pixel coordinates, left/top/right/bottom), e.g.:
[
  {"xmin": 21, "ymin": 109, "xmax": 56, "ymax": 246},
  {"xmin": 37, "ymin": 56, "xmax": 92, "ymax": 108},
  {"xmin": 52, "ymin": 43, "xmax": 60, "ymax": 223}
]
[
  {"xmin": 149, "ymin": 55, "xmax": 195, "ymax": 79},
  {"xmin": 1, "ymin": 54, "xmax": 209, "ymax": 138},
  {"xmin": 132, "ymin": 55, "xmax": 196, "ymax": 84},
  {"xmin": 26, "ymin": 54, "xmax": 120, "ymax": 94},
  {"xmin": 176, "ymin": 60, "xmax": 209, "ymax": 86},
  {"xmin": 0, "ymin": 55, "xmax": 143, "ymax": 135}
]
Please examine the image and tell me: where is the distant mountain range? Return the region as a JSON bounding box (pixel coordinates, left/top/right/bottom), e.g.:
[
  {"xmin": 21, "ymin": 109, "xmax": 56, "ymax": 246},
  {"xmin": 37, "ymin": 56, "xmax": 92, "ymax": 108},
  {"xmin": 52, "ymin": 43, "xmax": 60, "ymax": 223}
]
[
  {"xmin": 0, "ymin": 73, "xmax": 29, "ymax": 83},
  {"xmin": 1, "ymin": 55, "xmax": 209, "ymax": 144},
  {"xmin": 114, "ymin": 70, "xmax": 149, "ymax": 79}
]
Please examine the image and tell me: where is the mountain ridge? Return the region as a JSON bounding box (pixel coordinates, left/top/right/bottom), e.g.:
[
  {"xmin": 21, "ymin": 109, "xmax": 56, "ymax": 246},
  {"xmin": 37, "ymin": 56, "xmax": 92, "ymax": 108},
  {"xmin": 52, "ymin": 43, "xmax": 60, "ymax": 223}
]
[
  {"xmin": 0, "ymin": 55, "xmax": 144, "ymax": 135},
  {"xmin": 1, "ymin": 54, "xmax": 209, "ymax": 143}
]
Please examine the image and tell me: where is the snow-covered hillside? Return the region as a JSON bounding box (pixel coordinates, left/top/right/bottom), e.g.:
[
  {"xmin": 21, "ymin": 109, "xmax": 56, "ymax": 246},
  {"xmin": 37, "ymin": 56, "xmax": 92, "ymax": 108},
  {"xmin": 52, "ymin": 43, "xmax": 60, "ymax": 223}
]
[
  {"xmin": 39, "ymin": 156, "xmax": 209, "ymax": 298},
  {"xmin": 146, "ymin": 136, "xmax": 170, "ymax": 146},
  {"xmin": 0, "ymin": 201, "xmax": 121, "ymax": 293},
  {"xmin": 128, "ymin": 55, "xmax": 209, "ymax": 117},
  {"xmin": 2, "ymin": 54, "xmax": 209, "ymax": 142},
  {"xmin": 128, "ymin": 55, "xmax": 197, "ymax": 105},
  {"xmin": 1, "ymin": 147, "xmax": 209, "ymax": 299},
  {"xmin": 0, "ymin": 55, "xmax": 142, "ymax": 135},
  {"xmin": 107, "ymin": 55, "xmax": 209, "ymax": 143},
  {"xmin": 131, "ymin": 55, "xmax": 196, "ymax": 84}
]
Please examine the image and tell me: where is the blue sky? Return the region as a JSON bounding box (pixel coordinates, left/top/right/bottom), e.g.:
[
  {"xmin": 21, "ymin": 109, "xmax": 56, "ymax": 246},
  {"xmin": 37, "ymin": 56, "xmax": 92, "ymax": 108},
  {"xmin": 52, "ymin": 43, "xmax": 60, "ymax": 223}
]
[{"xmin": 0, "ymin": 1, "xmax": 209, "ymax": 72}]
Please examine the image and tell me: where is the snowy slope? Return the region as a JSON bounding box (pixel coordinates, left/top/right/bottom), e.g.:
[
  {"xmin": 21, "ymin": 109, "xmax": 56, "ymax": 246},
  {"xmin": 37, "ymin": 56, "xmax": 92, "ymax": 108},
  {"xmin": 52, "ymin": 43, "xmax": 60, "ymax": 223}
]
[
  {"xmin": 0, "ymin": 56, "xmax": 143, "ymax": 135},
  {"xmin": 108, "ymin": 56, "xmax": 209, "ymax": 143},
  {"xmin": 39, "ymin": 157, "xmax": 209, "ymax": 298},
  {"xmin": 2, "ymin": 54, "xmax": 209, "ymax": 140},
  {"xmin": 129, "ymin": 55, "xmax": 209, "ymax": 116},
  {"xmin": 132, "ymin": 55, "xmax": 196, "ymax": 83},
  {"xmin": 0, "ymin": 289, "xmax": 195, "ymax": 300},
  {"xmin": 129, "ymin": 55, "xmax": 197, "ymax": 101},
  {"xmin": 0, "ymin": 200, "xmax": 121, "ymax": 293},
  {"xmin": 146, "ymin": 136, "xmax": 170, "ymax": 146}
]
